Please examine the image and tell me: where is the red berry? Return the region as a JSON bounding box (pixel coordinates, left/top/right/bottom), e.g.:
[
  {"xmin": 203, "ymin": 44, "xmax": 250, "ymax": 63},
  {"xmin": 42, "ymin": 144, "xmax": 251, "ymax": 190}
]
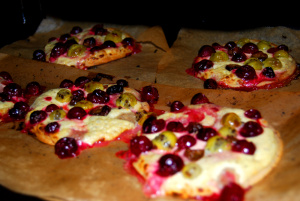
[
  {"xmin": 87, "ymin": 90, "xmax": 109, "ymax": 104},
  {"xmin": 45, "ymin": 104, "xmax": 59, "ymax": 113},
  {"xmin": 130, "ymin": 136, "xmax": 153, "ymax": 156},
  {"xmin": 30, "ymin": 110, "xmax": 47, "ymax": 124},
  {"xmin": 262, "ymin": 67, "xmax": 275, "ymax": 78},
  {"xmin": 232, "ymin": 139, "xmax": 256, "ymax": 155},
  {"xmin": 242, "ymin": 42, "xmax": 258, "ymax": 54},
  {"xmin": 197, "ymin": 127, "xmax": 218, "ymax": 141},
  {"xmin": 193, "ymin": 59, "xmax": 214, "ymax": 72},
  {"xmin": 25, "ymin": 81, "xmax": 41, "ymax": 95},
  {"xmin": 0, "ymin": 71, "xmax": 13, "ymax": 82},
  {"xmin": 235, "ymin": 65, "xmax": 257, "ymax": 80},
  {"xmin": 198, "ymin": 45, "xmax": 216, "ymax": 57},
  {"xmin": 142, "ymin": 116, "xmax": 165, "ymax": 134},
  {"xmin": 55, "ymin": 137, "xmax": 79, "ymax": 159},
  {"xmin": 190, "ymin": 93, "xmax": 209, "ymax": 105},
  {"xmin": 141, "ymin": 86, "xmax": 159, "ymax": 104},
  {"xmin": 166, "ymin": 121, "xmax": 185, "ymax": 132},
  {"xmin": 45, "ymin": 122, "xmax": 60, "ymax": 133},
  {"xmin": 67, "ymin": 107, "xmax": 87, "ymax": 120},
  {"xmin": 70, "ymin": 26, "xmax": 82, "ymax": 35},
  {"xmin": 9, "ymin": 101, "xmax": 30, "ymax": 120},
  {"xmin": 74, "ymin": 76, "xmax": 90, "ymax": 88},
  {"xmin": 156, "ymin": 154, "xmax": 184, "ymax": 177},
  {"xmin": 224, "ymin": 41, "xmax": 237, "ymax": 50},
  {"xmin": 186, "ymin": 122, "xmax": 203, "ymax": 134},
  {"xmin": 239, "ymin": 121, "xmax": 263, "ymax": 137},
  {"xmin": 219, "ymin": 182, "xmax": 245, "ymax": 201},
  {"xmin": 231, "ymin": 52, "xmax": 247, "ymax": 62},
  {"xmin": 177, "ymin": 135, "xmax": 196, "ymax": 149},
  {"xmin": 244, "ymin": 109, "xmax": 262, "ymax": 120},
  {"xmin": 50, "ymin": 43, "xmax": 67, "ymax": 58},
  {"xmin": 59, "ymin": 79, "xmax": 74, "ymax": 88},
  {"xmin": 3, "ymin": 83, "xmax": 23, "ymax": 97},
  {"xmin": 204, "ymin": 79, "xmax": 218, "ymax": 89},
  {"xmin": 32, "ymin": 50, "xmax": 46, "ymax": 62},
  {"xmin": 170, "ymin": 101, "xmax": 184, "ymax": 112}
]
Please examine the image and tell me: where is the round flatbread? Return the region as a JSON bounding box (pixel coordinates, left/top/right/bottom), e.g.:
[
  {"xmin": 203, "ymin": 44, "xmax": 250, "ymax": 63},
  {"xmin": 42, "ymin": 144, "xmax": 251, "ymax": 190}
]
[{"xmin": 186, "ymin": 38, "xmax": 299, "ymax": 91}]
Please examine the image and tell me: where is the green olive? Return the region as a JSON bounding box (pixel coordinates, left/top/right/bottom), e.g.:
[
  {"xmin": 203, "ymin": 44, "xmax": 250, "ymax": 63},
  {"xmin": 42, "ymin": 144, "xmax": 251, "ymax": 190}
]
[
  {"xmin": 245, "ymin": 58, "xmax": 263, "ymax": 70},
  {"xmin": 274, "ymin": 50, "xmax": 289, "ymax": 59},
  {"xmin": 116, "ymin": 93, "xmax": 137, "ymax": 108},
  {"xmin": 55, "ymin": 89, "xmax": 72, "ymax": 103},
  {"xmin": 221, "ymin": 113, "xmax": 241, "ymax": 128},
  {"xmin": 84, "ymin": 81, "xmax": 104, "ymax": 93},
  {"xmin": 104, "ymin": 30, "xmax": 122, "ymax": 43},
  {"xmin": 210, "ymin": 51, "xmax": 229, "ymax": 62},
  {"xmin": 49, "ymin": 109, "xmax": 67, "ymax": 120},
  {"xmin": 205, "ymin": 136, "xmax": 232, "ymax": 153},
  {"xmin": 182, "ymin": 163, "xmax": 202, "ymax": 179},
  {"xmin": 237, "ymin": 38, "xmax": 250, "ymax": 48},
  {"xmin": 152, "ymin": 131, "xmax": 177, "ymax": 150},
  {"xmin": 218, "ymin": 126, "xmax": 237, "ymax": 138},
  {"xmin": 74, "ymin": 100, "xmax": 94, "ymax": 110},
  {"xmin": 263, "ymin": 58, "xmax": 282, "ymax": 70},
  {"xmin": 257, "ymin": 40, "xmax": 271, "ymax": 51},
  {"xmin": 67, "ymin": 44, "xmax": 87, "ymax": 57}
]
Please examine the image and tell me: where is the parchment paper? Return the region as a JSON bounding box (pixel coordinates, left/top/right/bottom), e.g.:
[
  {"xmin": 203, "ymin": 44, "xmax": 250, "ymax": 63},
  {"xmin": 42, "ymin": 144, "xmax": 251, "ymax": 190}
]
[
  {"xmin": 0, "ymin": 54, "xmax": 300, "ymax": 201},
  {"xmin": 0, "ymin": 17, "xmax": 169, "ymax": 83},
  {"xmin": 156, "ymin": 26, "xmax": 300, "ymax": 91}
]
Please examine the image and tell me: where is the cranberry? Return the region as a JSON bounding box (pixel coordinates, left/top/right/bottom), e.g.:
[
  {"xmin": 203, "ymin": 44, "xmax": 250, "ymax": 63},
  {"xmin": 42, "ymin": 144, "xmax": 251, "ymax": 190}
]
[
  {"xmin": 55, "ymin": 137, "xmax": 79, "ymax": 159},
  {"xmin": 190, "ymin": 93, "xmax": 209, "ymax": 105},
  {"xmin": 239, "ymin": 121, "xmax": 263, "ymax": 137},
  {"xmin": 91, "ymin": 24, "xmax": 104, "ymax": 32},
  {"xmin": 45, "ymin": 104, "xmax": 59, "ymax": 113},
  {"xmin": 235, "ymin": 65, "xmax": 257, "ymax": 80},
  {"xmin": 8, "ymin": 101, "xmax": 29, "ymax": 120},
  {"xmin": 252, "ymin": 51, "xmax": 268, "ymax": 61},
  {"xmin": 277, "ymin": 44, "xmax": 289, "ymax": 52},
  {"xmin": 106, "ymin": 85, "xmax": 124, "ymax": 95},
  {"xmin": 219, "ymin": 182, "xmax": 245, "ymax": 201},
  {"xmin": 89, "ymin": 105, "xmax": 111, "ymax": 116},
  {"xmin": 196, "ymin": 127, "xmax": 217, "ymax": 141},
  {"xmin": 30, "ymin": 110, "xmax": 47, "ymax": 124},
  {"xmin": 242, "ymin": 42, "xmax": 258, "ymax": 54},
  {"xmin": 212, "ymin": 43, "xmax": 223, "ymax": 50},
  {"xmin": 170, "ymin": 101, "xmax": 184, "ymax": 112},
  {"xmin": 59, "ymin": 34, "xmax": 71, "ymax": 43},
  {"xmin": 94, "ymin": 27, "xmax": 108, "ymax": 35},
  {"xmin": 193, "ymin": 59, "xmax": 214, "ymax": 72},
  {"xmin": 224, "ymin": 41, "xmax": 237, "ymax": 50},
  {"xmin": 166, "ymin": 121, "xmax": 185, "ymax": 132},
  {"xmin": 231, "ymin": 52, "xmax": 247, "ymax": 62},
  {"xmin": 102, "ymin": 40, "xmax": 116, "ymax": 48},
  {"xmin": 142, "ymin": 116, "xmax": 165, "ymax": 134},
  {"xmin": 45, "ymin": 122, "xmax": 60, "ymax": 133},
  {"xmin": 59, "ymin": 79, "xmax": 74, "ymax": 88},
  {"xmin": 83, "ymin": 37, "xmax": 96, "ymax": 48},
  {"xmin": 32, "ymin": 50, "xmax": 46, "ymax": 62},
  {"xmin": 69, "ymin": 90, "xmax": 85, "ymax": 105},
  {"xmin": 130, "ymin": 136, "xmax": 153, "ymax": 156},
  {"xmin": 0, "ymin": 71, "xmax": 13, "ymax": 82},
  {"xmin": 70, "ymin": 26, "xmax": 82, "ymax": 35},
  {"xmin": 177, "ymin": 135, "xmax": 196, "ymax": 149},
  {"xmin": 156, "ymin": 154, "xmax": 184, "ymax": 177},
  {"xmin": 227, "ymin": 46, "xmax": 242, "ymax": 56},
  {"xmin": 122, "ymin": 37, "xmax": 135, "ymax": 47},
  {"xmin": 116, "ymin": 79, "xmax": 129, "ymax": 87},
  {"xmin": 3, "ymin": 83, "xmax": 23, "ymax": 97},
  {"xmin": 67, "ymin": 107, "xmax": 87, "ymax": 120},
  {"xmin": 186, "ymin": 122, "xmax": 203, "ymax": 134},
  {"xmin": 87, "ymin": 90, "xmax": 109, "ymax": 104},
  {"xmin": 198, "ymin": 45, "xmax": 216, "ymax": 57},
  {"xmin": 204, "ymin": 79, "xmax": 218, "ymax": 89},
  {"xmin": 50, "ymin": 43, "xmax": 67, "ymax": 58},
  {"xmin": 262, "ymin": 67, "xmax": 275, "ymax": 78},
  {"xmin": 141, "ymin": 86, "xmax": 159, "ymax": 104},
  {"xmin": 232, "ymin": 140, "xmax": 256, "ymax": 155},
  {"xmin": 25, "ymin": 81, "xmax": 41, "ymax": 95},
  {"xmin": 74, "ymin": 76, "xmax": 90, "ymax": 88},
  {"xmin": 267, "ymin": 47, "xmax": 278, "ymax": 54},
  {"xmin": 244, "ymin": 109, "xmax": 262, "ymax": 120}
]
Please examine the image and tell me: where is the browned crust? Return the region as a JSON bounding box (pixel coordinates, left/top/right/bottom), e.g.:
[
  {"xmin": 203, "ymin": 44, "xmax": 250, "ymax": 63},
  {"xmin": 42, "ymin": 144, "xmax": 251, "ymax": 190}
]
[
  {"xmin": 83, "ymin": 46, "xmax": 133, "ymax": 68},
  {"xmin": 31, "ymin": 123, "xmax": 59, "ymax": 145}
]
